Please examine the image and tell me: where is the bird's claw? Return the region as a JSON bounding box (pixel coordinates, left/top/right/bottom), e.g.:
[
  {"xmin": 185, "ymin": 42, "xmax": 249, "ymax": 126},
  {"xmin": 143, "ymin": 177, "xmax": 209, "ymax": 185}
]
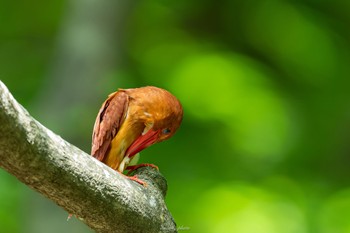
[
  {"xmin": 126, "ymin": 163, "xmax": 159, "ymax": 175},
  {"xmin": 67, "ymin": 213, "xmax": 73, "ymax": 221},
  {"xmin": 127, "ymin": 175, "xmax": 147, "ymax": 186}
]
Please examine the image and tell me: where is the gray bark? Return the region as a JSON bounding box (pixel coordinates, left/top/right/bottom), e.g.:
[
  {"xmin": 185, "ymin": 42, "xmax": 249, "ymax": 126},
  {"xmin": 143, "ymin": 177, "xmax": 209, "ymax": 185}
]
[{"xmin": 0, "ymin": 81, "xmax": 177, "ymax": 233}]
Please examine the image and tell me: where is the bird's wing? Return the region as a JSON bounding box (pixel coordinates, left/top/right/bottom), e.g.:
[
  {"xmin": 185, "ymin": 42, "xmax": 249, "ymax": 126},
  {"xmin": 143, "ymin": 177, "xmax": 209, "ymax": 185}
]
[{"xmin": 91, "ymin": 90, "xmax": 129, "ymax": 161}]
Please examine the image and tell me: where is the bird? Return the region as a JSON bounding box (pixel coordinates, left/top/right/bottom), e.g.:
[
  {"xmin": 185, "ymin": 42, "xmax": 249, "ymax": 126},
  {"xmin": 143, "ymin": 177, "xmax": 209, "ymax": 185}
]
[{"xmin": 91, "ymin": 86, "xmax": 183, "ymax": 184}]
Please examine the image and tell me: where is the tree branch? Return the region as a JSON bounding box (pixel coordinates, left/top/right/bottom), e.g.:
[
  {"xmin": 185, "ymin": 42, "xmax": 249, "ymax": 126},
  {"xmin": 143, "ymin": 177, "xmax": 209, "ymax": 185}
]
[{"xmin": 0, "ymin": 81, "xmax": 177, "ymax": 233}]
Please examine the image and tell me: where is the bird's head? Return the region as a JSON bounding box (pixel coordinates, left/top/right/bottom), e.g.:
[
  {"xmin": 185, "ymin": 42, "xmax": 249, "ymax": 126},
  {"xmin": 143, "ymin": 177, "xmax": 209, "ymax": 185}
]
[{"xmin": 125, "ymin": 86, "xmax": 183, "ymax": 158}]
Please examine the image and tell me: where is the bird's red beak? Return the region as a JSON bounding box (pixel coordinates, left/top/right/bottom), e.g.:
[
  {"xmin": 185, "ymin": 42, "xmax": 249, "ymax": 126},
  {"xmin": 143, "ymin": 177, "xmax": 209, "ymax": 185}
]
[{"xmin": 126, "ymin": 129, "xmax": 160, "ymax": 158}]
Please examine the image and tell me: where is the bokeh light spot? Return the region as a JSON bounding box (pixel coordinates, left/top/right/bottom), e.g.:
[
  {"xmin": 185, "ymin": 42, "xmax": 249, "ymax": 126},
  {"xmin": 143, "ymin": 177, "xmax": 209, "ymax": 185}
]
[{"xmin": 170, "ymin": 52, "xmax": 294, "ymax": 159}]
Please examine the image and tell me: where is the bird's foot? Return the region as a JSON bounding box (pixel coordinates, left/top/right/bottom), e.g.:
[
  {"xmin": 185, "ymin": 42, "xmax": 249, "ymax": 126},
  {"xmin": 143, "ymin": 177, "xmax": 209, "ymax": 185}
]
[
  {"xmin": 118, "ymin": 171, "xmax": 147, "ymax": 186},
  {"xmin": 127, "ymin": 175, "xmax": 147, "ymax": 186},
  {"xmin": 126, "ymin": 163, "xmax": 159, "ymax": 175},
  {"xmin": 67, "ymin": 213, "xmax": 73, "ymax": 221}
]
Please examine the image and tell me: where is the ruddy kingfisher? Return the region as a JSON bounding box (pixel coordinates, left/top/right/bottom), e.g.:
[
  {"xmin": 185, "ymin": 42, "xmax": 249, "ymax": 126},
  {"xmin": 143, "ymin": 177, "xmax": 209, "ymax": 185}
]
[{"xmin": 91, "ymin": 86, "xmax": 183, "ymax": 184}]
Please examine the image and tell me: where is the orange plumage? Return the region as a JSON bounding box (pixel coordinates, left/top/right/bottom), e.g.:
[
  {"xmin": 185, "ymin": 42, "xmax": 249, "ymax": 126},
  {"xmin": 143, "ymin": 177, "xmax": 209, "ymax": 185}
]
[{"xmin": 91, "ymin": 86, "xmax": 183, "ymax": 175}]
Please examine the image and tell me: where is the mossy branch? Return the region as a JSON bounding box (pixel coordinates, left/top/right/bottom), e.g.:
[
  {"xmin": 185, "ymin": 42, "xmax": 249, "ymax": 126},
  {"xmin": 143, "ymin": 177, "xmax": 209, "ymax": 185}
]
[{"xmin": 0, "ymin": 81, "xmax": 177, "ymax": 233}]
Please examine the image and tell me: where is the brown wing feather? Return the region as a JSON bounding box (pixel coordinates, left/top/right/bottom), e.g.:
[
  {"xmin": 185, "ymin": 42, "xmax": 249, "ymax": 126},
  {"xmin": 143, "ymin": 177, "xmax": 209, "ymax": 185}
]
[{"xmin": 91, "ymin": 90, "xmax": 129, "ymax": 161}]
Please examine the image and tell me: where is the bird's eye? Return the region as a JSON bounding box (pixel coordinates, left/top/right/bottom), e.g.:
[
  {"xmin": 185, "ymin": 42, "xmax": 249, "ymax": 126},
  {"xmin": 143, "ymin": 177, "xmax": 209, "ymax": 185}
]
[{"xmin": 162, "ymin": 128, "xmax": 171, "ymax": 134}]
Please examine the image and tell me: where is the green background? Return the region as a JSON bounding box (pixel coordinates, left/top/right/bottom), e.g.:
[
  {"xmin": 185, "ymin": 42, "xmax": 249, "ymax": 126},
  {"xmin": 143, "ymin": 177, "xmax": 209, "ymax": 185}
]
[{"xmin": 1, "ymin": 0, "xmax": 350, "ymax": 232}]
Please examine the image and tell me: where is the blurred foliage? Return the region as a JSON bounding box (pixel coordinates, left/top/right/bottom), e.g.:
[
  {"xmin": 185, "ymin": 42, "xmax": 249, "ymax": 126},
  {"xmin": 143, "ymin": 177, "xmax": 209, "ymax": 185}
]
[{"xmin": 1, "ymin": 0, "xmax": 350, "ymax": 232}]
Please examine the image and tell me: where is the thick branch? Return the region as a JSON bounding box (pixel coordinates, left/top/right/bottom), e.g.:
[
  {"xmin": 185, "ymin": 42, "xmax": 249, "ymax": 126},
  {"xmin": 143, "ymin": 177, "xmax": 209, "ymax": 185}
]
[{"xmin": 0, "ymin": 81, "xmax": 177, "ymax": 233}]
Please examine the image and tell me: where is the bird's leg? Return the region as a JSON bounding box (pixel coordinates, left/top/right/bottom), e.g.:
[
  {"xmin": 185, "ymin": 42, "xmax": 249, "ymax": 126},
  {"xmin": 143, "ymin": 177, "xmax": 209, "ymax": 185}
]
[
  {"xmin": 127, "ymin": 175, "xmax": 147, "ymax": 186},
  {"xmin": 126, "ymin": 163, "xmax": 159, "ymax": 175},
  {"xmin": 67, "ymin": 214, "xmax": 73, "ymax": 221},
  {"xmin": 118, "ymin": 171, "xmax": 147, "ymax": 186}
]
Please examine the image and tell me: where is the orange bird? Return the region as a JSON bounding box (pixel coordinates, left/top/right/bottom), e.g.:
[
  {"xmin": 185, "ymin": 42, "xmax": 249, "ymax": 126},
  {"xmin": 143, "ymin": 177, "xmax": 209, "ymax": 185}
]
[{"xmin": 91, "ymin": 86, "xmax": 183, "ymax": 181}]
